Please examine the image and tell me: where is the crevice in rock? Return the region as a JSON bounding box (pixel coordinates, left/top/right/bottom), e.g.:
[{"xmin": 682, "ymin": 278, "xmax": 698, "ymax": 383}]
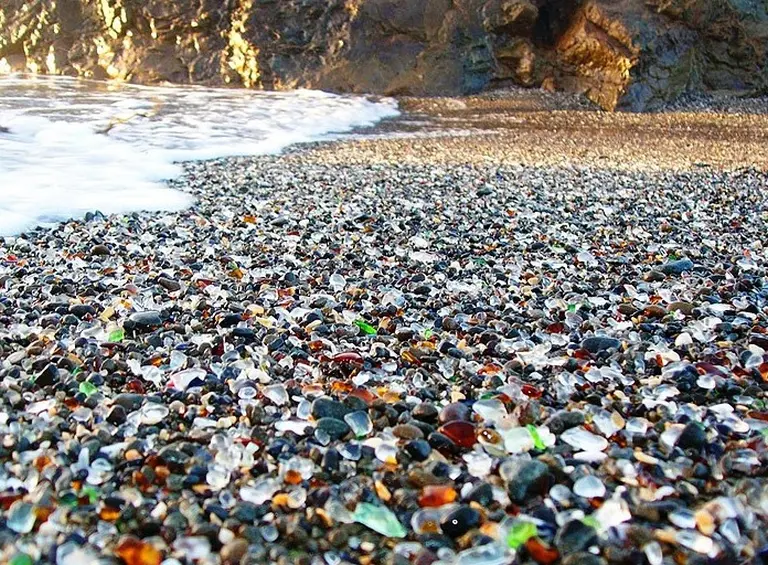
[{"xmin": 532, "ymin": 0, "xmax": 583, "ymax": 47}]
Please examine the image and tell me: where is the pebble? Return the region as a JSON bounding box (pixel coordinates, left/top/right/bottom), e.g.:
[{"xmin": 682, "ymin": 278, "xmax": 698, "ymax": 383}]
[
  {"xmin": 438, "ymin": 402, "xmax": 471, "ymax": 423},
  {"xmin": 113, "ymin": 393, "xmax": 145, "ymax": 411},
  {"xmin": 440, "ymin": 506, "xmax": 481, "ymax": 538},
  {"xmin": 34, "ymin": 363, "xmax": 59, "ymax": 387},
  {"xmin": 311, "ymin": 397, "xmax": 351, "ymax": 420},
  {"xmin": 581, "ymin": 337, "xmax": 621, "ymax": 353},
  {"xmin": 128, "ymin": 310, "xmax": 163, "ymax": 328},
  {"xmin": 507, "ymin": 460, "xmax": 553, "ymax": 503},
  {"xmin": 412, "ymin": 403, "xmax": 438, "ymax": 422},
  {"xmin": 7, "ymin": 501, "xmax": 35, "ymax": 534},
  {"xmin": 404, "ymin": 439, "xmax": 432, "ymax": 461},
  {"xmin": 659, "ymin": 258, "xmax": 695, "ymax": 275},
  {"xmin": 157, "ymin": 276, "xmax": 182, "ymax": 291},
  {"xmin": 220, "ymin": 539, "xmax": 248, "ymax": 564},
  {"xmin": 344, "ymin": 411, "xmax": 373, "ymax": 437},
  {"xmin": 90, "ymin": 243, "xmax": 110, "ymax": 256},
  {"xmin": 572, "ymin": 475, "xmax": 606, "ymax": 498},
  {"xmin": 315, "ymin": 417, "xmax": 350, "ymax": 440},
  {"xmin": 676, "ymin": 421, "xmax": 708, "ymax": 450},
  {"xmin": 555, "ymin": 520, "xmax": 598, "ymax": 554}
]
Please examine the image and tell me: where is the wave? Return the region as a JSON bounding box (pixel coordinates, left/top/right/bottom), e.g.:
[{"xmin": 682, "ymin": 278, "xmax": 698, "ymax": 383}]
[{"xmin": 0, "ymin": 76, "xmax": 399, "ymax": 236}]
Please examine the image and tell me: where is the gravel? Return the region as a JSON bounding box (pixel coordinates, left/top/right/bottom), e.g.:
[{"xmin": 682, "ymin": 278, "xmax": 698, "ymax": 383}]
[{"xmin": 1, "ymin": 103, "xmax": 768, "ymax": 564}]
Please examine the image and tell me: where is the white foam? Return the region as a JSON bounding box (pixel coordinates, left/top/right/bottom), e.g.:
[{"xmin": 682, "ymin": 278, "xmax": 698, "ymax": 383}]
[{"xmin": 0, "ymin": 75, "xmax": 399, "ymax": 236}]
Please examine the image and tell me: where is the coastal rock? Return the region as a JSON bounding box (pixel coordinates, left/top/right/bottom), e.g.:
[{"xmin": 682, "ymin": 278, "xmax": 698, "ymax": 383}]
[{"xmin": 1, "ymin": 0, "xmax": 766, "ymax": 109}]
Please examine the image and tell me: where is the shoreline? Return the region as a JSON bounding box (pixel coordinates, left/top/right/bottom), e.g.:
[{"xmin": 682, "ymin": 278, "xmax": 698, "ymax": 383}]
[
  {"xmin": 339, "ymin": 89, "xmax": 768, "ymax": 172},
  {"xmin": 1, "ymin": 95, "xmax": 768, "ymax": 564}
]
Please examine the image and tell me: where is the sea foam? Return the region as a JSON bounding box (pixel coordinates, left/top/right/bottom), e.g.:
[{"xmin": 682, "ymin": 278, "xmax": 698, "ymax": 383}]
[{"xmin": 0, "ymin": 75, "xmax": 399, "ymax": 236}]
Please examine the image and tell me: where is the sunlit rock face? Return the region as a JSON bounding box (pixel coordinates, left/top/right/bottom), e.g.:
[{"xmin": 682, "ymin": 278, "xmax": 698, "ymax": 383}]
[
  {"xmin": 1, "ymin": 0, "xmax": 766, "ymax": 110},
  {"xmin": 0, "ymin": 0, "xmax": 259, "ymax": 85}
]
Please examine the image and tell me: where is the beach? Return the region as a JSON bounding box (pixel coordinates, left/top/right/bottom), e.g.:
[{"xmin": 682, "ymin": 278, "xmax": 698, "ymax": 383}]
[{"xmin": 1, "ymin": 91, "xmax": 768, "ymax": 564}]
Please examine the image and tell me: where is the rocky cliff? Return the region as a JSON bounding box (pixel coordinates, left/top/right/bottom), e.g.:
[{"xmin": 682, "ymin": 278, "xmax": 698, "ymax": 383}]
[{"xmin": 0, "ymin": 0, "xmax": 766, "ymax": 110}]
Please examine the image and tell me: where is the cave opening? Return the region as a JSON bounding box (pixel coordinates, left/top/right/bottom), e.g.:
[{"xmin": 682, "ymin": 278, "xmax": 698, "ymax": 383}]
[
  {"xmin": 532, "ymin": 0, "xmax": 584, "ymax": 47},
  {"xmin": 533, "ymin": 5, "xmax": 555, "ymax": 46}
]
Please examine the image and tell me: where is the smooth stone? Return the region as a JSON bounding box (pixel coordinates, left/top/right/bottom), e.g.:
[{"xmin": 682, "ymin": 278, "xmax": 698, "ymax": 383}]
[
  {"xmin": 546, "ymin": 411, "xmax": 585, "ymax": 434},
  {"xmin": 321, "ymin": 448, "xmax": 340, "ymax": 472},
  {"xmin": 393, "ymin": 423, "xmax": 424, "ymax": 440},
  {"xmin": 219, "ymin": 314, "xmax": 242, "ymax": 328},
  {"xmin": 634, "ymin": 500, "xmax": 680, "ymax": 523},
  {"xmin": 440, "ymin": 505, "xmax": 481, "ymax": 538},
  {"xmin": 669, "ymin": 301, "xmax": 696, "ymax": 315},
  {"xmin": 315, "ymin": 417, "xmax": 350, "ymax": 440},
  {"xmin": 555, "ymin": 520, "xmax": 598, "ymax": 554},
  {"xmin": 572, "ymin": 475, "xmax": 606, "ymax": 498},
  {"xmin": 644, "ymin": 270, "xmax": 666, "ymax": 282},
  {"xmin": 90, "ymin": 244, "xmax": 110, "ymax": 256},
  {"xmin": 395, "ymin": 328, "xmax": 415, "ymax": 341},
  {"xmin": 69, "ymin": 304, "xmax": 96, "ymax": 318},
  {"xmin": 113, "ymin": 393, "xmax": 145, "ymax": 412},
  {"xmin": 617, "ymin": 303, "xmax": 637, "ymax": 316},
  {"xmin": 507, "ymin": 460, "xmax": 553, "ymax": 503},
  {"xmin": 7, "ymin": 501, "xmax": 35, "ymax": 533},
  {"xmin": 439, "ymin": 402, "xmax": 471, "ymax": 424},
  {"xmin": 562, "ymin": 554, "xmax": 607, "ymax": 565},
  {"xmin": 158, "ymin": 447, "xmax": 190, "ymax": 467},
  {"xmin": 428, "ymin": 432, "xmax": 460, "ymax": 455},
  {"xmin": 35, "ymin": 363, "xmax": 60, "ymax": 387},
  {"xmin": 642, "ymin": 305, "xmax": 667, "ymax": 318},
  {"xmin": 221, "ymin": 538, "xmax": 248, "ymax": 564},
  {"xmin": 465, "ymin": 482, "xmax": 494, "ymax": 506},
  {"xmin": 231, "ymin": 503, "xmax": 262, "ymax": 523},
  {"xmin": 311, "ymin": 397, "xmax": 351, "ymax": 420},
  {"xmin": 676, "ymin": 422, "xmax": 707, "ymax": 450},
  {"xmin": 232, "ymin": 327, "xmax": 255, "ymax": 341},
  {"xmin": 106, "ymin": 405, "xmax": 127, "ymax": 425},
  {"xmin": 404, "ymin": 439, "xmax": 432, "ymax": 462},
  {"xmin": 659, "ymin": 258, "xmax": 694, "ymax": 275},
  {"xmin": 581, "ymin": 337, "xmax": 621, "ymax": 353},
  {"xmin": 412, "ymin": 403, "xmax": 438, "ymax": 422},
  {"xmin": 158, "ymin": 277, "xmax": 182, "ymax": 291},
  {"xmin": 129, "ymin": 311, "xmax": 163, "ymax": 328}
]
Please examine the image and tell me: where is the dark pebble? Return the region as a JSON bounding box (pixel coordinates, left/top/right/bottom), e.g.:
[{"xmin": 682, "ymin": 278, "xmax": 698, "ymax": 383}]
[
  {"xmin": 465, "ymin": 482, "xmax": 494, "ymax": 506},
  {"xmin": 315, "ymin": 417, "xmax": 350, "ymax": 440},
  {"xmin": 507, "ymin": 460, "xmax": 553, "ymax": 503},
  {"xmin": 404, "ymin": 439, "xmax": 432, "ymax": 462},
  {"xmin": 659, "ymin": 258, "xmax": 694, "ymax": 275},
  {"xmin": 35, "ymin": 363, "xmax": 60, "ymax": 387},
  {"xmin": 90, "ymin": 244, "xmax": 110, "ymax": 256},
  {"xmin": 440, "ymin": 505, "xmax": 481, "ymax": 538},
  {"xmin": 128, "ymin": 310, "xmax": 163, "ymax": 328},
  {"xmin": 581, "ymin": 337, "xmax": 621, "ymax": 353},
  {"xmin": 555, "ymin": 520, "xmax": 598, "ymax": 554},
  {"xmin": 113, "ymin": 393, "xmax": 145, "ymax": 412},
  {"xmin": 676, "ymin": 421, "xmax": 707, "ymax": 450},
  {"xmin": 106, "ymin": 405, "xmax": 127, "ymax": 425},
  {"xmin": 311, "ymin": 397, "xmax": 351, "ymax": 420}
]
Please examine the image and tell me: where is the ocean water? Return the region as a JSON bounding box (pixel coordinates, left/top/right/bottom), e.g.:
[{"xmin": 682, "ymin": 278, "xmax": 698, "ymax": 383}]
[{"xmin": 0, "ymin": 75, "xmax": 399, "ymax": 236}]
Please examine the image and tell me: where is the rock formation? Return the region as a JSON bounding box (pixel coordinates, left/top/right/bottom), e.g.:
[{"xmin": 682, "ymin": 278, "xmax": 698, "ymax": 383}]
[{"xmin": 0, "ymin": 0, "xmax": 766, "ymax": 110}]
